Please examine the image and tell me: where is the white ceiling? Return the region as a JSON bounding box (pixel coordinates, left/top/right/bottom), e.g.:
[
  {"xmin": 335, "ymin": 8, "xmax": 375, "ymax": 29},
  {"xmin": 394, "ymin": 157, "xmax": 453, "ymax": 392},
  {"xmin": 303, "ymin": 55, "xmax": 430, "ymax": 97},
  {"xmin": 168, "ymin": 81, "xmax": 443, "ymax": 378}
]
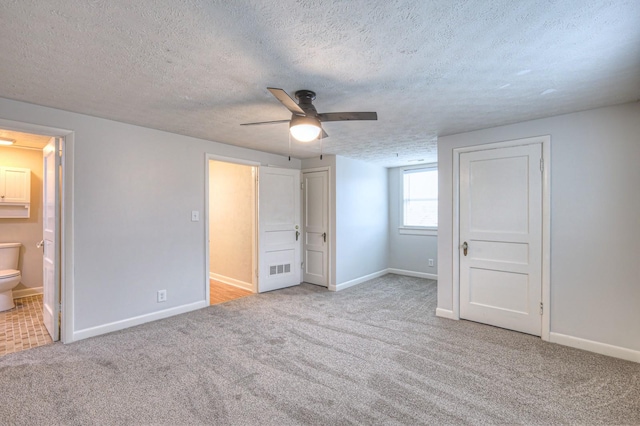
[{"xmin": 0, "ymin": 1, "xmax": 638, "ymax": 167}]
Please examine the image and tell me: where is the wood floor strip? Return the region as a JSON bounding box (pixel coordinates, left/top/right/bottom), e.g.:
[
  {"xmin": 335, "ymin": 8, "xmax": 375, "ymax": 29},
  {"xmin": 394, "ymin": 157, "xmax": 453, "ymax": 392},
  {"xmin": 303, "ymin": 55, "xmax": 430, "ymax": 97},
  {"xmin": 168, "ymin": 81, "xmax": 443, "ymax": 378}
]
[{"xmin": 210, "ymin": 280, "xmax": 253, "ymax": 305}]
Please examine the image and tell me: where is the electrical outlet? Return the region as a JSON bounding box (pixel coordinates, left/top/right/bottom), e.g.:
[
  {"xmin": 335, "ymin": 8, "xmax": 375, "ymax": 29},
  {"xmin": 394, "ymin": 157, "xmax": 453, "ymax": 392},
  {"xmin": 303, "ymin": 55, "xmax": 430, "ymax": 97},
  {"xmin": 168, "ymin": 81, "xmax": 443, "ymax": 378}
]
[
  {"xmin": 157, "ymin": 290, "xmax": 167, "ymax": 302},
  {"xmin": 191, "ymin": 210, "xmax": 200, "ymax": 222},
  {"xmin": 428, "ymin": 259, "xmax": 434, "ymax": 267}
]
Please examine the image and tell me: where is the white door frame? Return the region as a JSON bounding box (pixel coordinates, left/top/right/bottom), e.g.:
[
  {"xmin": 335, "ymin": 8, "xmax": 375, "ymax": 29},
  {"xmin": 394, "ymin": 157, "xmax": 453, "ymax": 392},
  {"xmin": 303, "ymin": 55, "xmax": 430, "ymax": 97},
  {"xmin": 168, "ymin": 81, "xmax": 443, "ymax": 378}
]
[
  {"xmin": 301, "ymin": 166, "xmax": 332, "ymax": 288},
  {"xmin": 204, "ymin": 154, "xmax": 260, "ymax": 304},
  {"xmin": 452, "ymin": 136, "xmax": 551, "ymax": 341},
  {"xmin": 0, "ymin": 118, "xmax": 74, "ymax": 343}
]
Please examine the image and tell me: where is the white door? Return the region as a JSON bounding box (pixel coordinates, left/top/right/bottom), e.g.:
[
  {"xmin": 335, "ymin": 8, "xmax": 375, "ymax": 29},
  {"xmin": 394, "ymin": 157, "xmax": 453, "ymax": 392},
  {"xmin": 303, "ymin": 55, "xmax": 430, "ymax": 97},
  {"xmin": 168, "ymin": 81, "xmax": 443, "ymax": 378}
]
[
  {"xmin": 302, "ymin": 170, "xmax": 328, "ymax": 286},
  {"xmin": 258, "ymin": 167, "xmax": 301, "ymax": 293},
  {"xmin": 459, "ymin": 143, "xmax": 542, "ymax": 336},
  {"xmin": 42, "ymin": 137, "xmax": 61, "ymax": 341}
]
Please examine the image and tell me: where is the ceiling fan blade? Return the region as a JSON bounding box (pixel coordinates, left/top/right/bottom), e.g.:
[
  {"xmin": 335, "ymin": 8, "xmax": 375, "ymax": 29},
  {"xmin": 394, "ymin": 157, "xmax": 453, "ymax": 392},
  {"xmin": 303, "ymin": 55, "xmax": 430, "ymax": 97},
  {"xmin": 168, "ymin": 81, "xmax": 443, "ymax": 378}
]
[
  {"xmin": 240, "ymin": 119, "xmax": 291, "ymax": 126},
  {"xmin": 318, "ymin": 112, "xmax": 378, "ymax": 122},
  {"xmin": 267, "ymin": 88, "xmax": 305, "ymax": 115}
]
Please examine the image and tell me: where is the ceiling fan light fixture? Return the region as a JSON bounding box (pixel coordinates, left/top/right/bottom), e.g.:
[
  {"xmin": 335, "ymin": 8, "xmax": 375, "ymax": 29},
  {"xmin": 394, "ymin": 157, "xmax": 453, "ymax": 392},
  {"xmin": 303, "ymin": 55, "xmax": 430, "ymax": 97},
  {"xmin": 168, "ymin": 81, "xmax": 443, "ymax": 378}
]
[{"xmin": 289, "ymin": 115, "xmax": 321, "ymax": 142}]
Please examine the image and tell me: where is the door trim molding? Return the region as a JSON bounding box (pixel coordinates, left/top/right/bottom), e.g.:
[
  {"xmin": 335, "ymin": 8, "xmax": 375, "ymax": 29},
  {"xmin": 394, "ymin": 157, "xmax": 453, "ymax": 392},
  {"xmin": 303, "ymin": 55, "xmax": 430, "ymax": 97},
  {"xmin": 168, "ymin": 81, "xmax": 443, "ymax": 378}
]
[
  {"xmin": 452, "ymin": 135, "xmax": 551, "ymax": 341},
  {"xmin": 0, "ymin": 118, "xmax": 74, "ymax": 344}
]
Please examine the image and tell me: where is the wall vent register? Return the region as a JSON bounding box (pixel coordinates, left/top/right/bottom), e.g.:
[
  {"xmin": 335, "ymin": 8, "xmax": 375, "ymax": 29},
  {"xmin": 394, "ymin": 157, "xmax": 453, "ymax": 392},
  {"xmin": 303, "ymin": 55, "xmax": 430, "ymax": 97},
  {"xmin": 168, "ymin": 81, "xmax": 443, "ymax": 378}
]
[{"xmin": 270, "ymin": 263, "xmax": 291, "ymax": 276}]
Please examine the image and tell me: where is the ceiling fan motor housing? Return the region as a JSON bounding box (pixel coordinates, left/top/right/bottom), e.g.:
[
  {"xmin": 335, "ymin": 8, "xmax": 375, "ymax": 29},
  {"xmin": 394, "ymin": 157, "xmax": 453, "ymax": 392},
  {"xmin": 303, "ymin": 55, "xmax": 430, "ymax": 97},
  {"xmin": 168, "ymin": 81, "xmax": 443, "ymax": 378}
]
[{"xmin": 294, "ymin": 90, "xmax": 316, "ymax": 103}]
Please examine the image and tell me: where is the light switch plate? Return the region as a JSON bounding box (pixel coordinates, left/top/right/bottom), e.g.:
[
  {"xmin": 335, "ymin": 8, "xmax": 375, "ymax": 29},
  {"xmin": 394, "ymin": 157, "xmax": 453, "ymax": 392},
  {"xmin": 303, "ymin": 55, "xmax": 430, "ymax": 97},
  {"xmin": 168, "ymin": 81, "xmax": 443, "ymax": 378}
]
[{"xmin": 191, "ymin": 210, "xmax": 199, "ymax": 222}]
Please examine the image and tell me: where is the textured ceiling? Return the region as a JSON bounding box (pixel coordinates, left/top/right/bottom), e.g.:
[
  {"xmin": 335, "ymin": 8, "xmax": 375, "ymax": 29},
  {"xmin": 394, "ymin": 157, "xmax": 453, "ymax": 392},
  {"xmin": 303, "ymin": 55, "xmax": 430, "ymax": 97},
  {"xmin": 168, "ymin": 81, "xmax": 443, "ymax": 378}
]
[{"xmin": 0, "ymin": 1, "xmax": 638, "ymax": 167}]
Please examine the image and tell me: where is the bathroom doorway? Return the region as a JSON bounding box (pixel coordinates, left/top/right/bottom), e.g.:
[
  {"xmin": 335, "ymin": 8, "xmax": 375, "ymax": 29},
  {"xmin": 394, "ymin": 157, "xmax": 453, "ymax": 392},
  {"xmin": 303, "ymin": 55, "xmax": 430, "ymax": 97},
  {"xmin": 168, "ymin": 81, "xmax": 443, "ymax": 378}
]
[
  {"xmin": 206, "ymin": 157, "xmax": 258, "ymax": 305},
  {"xmin": 0, "ymin": 126, "xmax": 66, "ymax": 355}
]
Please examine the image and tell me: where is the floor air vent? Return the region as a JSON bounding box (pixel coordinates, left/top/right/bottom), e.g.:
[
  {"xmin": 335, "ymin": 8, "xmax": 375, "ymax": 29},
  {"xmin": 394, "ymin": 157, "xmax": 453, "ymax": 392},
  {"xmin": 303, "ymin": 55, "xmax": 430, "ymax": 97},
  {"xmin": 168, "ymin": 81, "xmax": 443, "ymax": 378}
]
[{"xmin": 269, "ymin": 263, "xmax": 291, "ymax": 276}]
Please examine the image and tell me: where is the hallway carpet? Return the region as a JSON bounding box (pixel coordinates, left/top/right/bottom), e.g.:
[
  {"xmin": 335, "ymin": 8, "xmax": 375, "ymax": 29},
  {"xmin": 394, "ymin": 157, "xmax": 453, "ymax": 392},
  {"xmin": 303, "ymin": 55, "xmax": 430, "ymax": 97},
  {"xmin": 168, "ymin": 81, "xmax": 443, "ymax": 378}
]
[{"xmin": 0, "ymin": 275, "xmax": 638, "ymax": 425}]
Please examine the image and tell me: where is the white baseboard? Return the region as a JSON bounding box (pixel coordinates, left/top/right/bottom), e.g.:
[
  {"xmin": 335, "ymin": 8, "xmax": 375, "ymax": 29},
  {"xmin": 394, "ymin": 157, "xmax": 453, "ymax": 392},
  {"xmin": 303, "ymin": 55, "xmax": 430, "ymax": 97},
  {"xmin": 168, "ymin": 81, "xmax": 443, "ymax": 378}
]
[
  {"xmin": 549, "ymin": 332, "xmax": 640, "ymax": 363},
  {"xmin": 72, "ymin": 300, "xmax": 208, "ymax": 342},
  {"xmin": 13, "ymin": 286, "xmax": 43, "ymax": 299},
  {"xmin": 329, "ymin": 269, "xmax": 388, "ymax": 292},
  {"xmin": 435, "ymin": 308, "xmax": 457, "ymax": 320},
  {"xmin": 209, "ymin": 272, "xmax": 253, "ymax": 292},
  {"xmin": 388, "ymin": 268, "xmax": 437, "ymax": 280},
  {"xmin": 329, "ymin": 268, "xmax": 438, "ymax": 292}
]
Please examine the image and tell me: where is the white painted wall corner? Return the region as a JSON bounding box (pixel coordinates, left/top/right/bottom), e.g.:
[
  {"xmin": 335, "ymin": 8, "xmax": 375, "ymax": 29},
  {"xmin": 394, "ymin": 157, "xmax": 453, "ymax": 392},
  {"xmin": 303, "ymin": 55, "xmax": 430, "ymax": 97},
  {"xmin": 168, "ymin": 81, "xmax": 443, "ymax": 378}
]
[
  {"xmin": 387, "ymin": 268, "xmax": 437, "ymax": 280},
  {"xmin": 329, "ymin": 268, "xmax": 437, "ymax": 292}
]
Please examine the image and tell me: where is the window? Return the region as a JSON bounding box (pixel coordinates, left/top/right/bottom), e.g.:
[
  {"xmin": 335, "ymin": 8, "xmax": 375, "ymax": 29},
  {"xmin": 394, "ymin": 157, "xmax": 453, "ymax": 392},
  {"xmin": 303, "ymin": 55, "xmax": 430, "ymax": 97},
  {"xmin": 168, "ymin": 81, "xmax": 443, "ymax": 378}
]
[{"xmin": 401, "ymin": 166, "xmax": 437, "ymax": 233}]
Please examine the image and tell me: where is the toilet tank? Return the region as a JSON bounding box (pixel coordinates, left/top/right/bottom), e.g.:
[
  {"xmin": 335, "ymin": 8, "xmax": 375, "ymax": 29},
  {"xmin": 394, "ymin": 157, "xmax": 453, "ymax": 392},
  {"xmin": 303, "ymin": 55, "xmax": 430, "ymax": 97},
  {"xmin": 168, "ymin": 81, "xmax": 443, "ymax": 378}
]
[{"xmin": 0, "ymin": 243, "xmax": 21, "ymax": 270}]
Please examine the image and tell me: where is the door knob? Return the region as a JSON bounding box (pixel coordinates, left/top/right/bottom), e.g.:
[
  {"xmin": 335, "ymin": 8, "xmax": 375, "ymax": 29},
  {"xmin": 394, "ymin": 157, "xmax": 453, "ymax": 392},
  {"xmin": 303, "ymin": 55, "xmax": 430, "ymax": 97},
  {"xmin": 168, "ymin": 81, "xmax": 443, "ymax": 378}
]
[
  {"xmin": 37, "ymin": 240, "xmax": 44, "ymax": 250},
  {"xmin": 322, "ymin": 232, "xmax": 326, "ymax": 243},
  {"xmin": 462, "ymin": 241, "xmax": 468, "ymax": 256},
  {"xmin": 295, "ymin": 231, "xmax": 300, "ymax": 241}
]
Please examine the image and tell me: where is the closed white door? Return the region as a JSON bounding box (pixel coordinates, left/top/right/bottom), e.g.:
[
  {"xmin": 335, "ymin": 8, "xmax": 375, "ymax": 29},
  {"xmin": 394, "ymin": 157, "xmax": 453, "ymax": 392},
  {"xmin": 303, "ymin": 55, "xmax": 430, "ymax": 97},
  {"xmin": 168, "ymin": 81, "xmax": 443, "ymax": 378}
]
[
  {"xmin": 302, "ymin": 171, "xmax": 328, "ymax": 287},
  {"xmin": 258, "ymin": 167, "xmax": 301, "ymax": 293},
  {"xmin": 460, "ymin": 143, "xmax": 542, "ymax": 336},
  {"xmin": 42, "ymin": 137, "xmax": 60, "ymax": 341}
]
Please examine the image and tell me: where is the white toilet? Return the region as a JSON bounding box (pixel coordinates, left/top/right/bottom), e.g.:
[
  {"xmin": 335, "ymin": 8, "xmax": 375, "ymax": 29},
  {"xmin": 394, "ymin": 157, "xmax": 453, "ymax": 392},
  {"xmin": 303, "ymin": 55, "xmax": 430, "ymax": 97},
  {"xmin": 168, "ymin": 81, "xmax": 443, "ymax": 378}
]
[{"xmin": 0, "ymin": 243, "xmax": 22, "ymax": 312}]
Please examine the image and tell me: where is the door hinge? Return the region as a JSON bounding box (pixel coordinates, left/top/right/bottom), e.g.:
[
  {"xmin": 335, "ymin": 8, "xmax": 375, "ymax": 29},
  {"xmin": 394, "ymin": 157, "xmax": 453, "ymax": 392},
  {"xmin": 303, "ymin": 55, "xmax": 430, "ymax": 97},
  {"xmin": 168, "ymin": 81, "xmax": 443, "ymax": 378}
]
[
  {"xmin": 539, "ymin": 302, "xmax": 543, "ymax": 315},
  {"xmin": 540, "ymin": 158, "xmax": 544, "ymax": 172},
  {"xmin": 301, "ymin": 262, "xmax": 304, "ymax": 269},
  {"xmin": 300, "ymin": 182, "xmax": 304, "ymax": 190},
  {"xmin": 255, "ymin": 269, "xmax": 259, "ymax": 278}
]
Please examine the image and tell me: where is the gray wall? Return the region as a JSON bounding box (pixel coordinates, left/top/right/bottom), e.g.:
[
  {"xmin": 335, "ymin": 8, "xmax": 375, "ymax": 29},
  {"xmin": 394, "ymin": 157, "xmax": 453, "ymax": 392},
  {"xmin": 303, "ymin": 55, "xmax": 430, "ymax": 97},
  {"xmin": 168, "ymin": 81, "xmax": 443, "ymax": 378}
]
[
  {"xmin": 335, "ymin": 156, "xmax": 389, "ymax": 284},
  {"xmin": 388, "ymin": 167, "xmax": 438, "ymax": 276},
  {"xmin": 0, "ymin": 97, "xmax": 299, "ymax": 336},
  {"xmin": 437, "ymin": 102, "xmax": 640, "ymax": 353}
]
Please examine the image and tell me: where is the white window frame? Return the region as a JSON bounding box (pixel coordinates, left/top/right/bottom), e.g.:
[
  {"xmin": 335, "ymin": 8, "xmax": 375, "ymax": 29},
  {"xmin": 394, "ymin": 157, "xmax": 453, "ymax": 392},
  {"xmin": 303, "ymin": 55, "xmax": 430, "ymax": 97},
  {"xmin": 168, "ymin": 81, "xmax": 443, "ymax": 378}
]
[{"xmin": 399, "ymin": 164, "xmax": 438, "ymax": 236}]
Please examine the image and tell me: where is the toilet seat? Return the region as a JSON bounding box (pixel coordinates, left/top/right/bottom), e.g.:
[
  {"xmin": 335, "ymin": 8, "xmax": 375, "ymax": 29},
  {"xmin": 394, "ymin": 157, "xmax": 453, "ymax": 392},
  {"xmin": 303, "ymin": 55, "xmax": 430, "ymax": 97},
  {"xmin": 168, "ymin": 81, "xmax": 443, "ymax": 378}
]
[{"xmin": 0, "ymin": 269, "xmax": 20, "ymax": 279}]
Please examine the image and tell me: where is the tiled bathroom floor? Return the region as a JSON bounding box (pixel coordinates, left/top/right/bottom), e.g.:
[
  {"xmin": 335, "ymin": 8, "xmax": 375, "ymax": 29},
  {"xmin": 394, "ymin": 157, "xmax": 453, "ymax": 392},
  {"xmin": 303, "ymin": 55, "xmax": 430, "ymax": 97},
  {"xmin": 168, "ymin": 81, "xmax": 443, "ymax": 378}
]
[{"xmin": 0, "ymin": 295, "xmax": 53, "ymax": 356}]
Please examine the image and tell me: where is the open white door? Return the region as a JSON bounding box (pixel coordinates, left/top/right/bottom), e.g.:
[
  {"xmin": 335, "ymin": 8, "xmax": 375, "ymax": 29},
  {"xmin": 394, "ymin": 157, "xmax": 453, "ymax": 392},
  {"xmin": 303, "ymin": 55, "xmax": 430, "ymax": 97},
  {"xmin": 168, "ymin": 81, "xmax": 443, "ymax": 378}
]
[
  {"xmin": 42, "ymin": 137, "xmax": 60, "ymax": 341},
  {"xmin": 258, "ymin": 167, "xmax": 301, "ymax": 292},
  {"xmin": 302, "ymin": 170, "xmax": 328, "ymax": 287},
  {"xmin": 459, "ymin": 143, "xmax": 542, "ymax": 336}
]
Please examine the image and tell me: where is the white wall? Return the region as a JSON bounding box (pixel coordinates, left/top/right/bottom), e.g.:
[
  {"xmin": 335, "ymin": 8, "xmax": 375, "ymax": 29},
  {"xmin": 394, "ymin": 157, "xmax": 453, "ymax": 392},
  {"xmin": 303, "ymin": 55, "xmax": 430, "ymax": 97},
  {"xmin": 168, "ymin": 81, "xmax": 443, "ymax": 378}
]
[
  {"xmin": 0, "ymin": 97, "xmax": 299, "ymax": 339},
  {"xmin": 438, "ymin": 102, "xmax": 640, "ymax": 356},
  {"xmin": 387, "ymin": 167, "xmax": 438, "ymax": 277},
  {"xmin": 335, "ymin": 156, "xmax": 388, "ymax": 285},
  {"xmin": 0, "ymin": 146, "xmax": 43, "ymax": 292}
]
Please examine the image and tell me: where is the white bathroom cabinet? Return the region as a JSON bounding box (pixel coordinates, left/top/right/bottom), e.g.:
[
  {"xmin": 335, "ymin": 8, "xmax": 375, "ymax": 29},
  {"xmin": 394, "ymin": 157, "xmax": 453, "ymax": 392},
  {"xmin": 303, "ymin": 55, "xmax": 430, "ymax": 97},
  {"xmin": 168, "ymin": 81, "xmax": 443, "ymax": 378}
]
[{"xmin": 0, "ymin": 167, "xmax": 31, "ymax": 218}]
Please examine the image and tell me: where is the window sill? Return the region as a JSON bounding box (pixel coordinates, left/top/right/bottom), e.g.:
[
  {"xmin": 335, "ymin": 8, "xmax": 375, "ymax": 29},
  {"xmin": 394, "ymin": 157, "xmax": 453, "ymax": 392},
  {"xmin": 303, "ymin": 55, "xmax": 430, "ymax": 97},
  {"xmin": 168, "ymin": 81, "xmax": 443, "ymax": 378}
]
[{"xmin": 398, "ymin": 227, "xmax": 437, "ymax": 236}]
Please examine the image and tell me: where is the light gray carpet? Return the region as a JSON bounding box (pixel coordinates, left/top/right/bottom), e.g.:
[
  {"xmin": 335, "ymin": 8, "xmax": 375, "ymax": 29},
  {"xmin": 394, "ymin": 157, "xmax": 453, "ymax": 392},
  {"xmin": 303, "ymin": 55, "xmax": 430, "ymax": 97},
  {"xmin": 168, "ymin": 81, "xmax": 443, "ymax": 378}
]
[{"xmin": 0, "ymin": 274, "xmax": 638, "ymax": 425}]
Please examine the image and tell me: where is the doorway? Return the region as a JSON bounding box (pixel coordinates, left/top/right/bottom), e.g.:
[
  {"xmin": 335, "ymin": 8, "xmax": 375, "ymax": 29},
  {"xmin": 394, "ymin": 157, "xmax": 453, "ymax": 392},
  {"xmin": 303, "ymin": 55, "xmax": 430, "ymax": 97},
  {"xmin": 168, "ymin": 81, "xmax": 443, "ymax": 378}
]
[
  {"xmin": 302, "ymin": 168, "xmax": 329, "ymax": 287},
  {"xmin": 207, "ymin": 158, "xmax": 257, "ymax": 305},
  {"xmin": 453, "ymin": 136, "xmax": 551, "ymax": 339},
  {"xmin": 0, "ymin": 126, "xmax": 66, "ymax": 354}
]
